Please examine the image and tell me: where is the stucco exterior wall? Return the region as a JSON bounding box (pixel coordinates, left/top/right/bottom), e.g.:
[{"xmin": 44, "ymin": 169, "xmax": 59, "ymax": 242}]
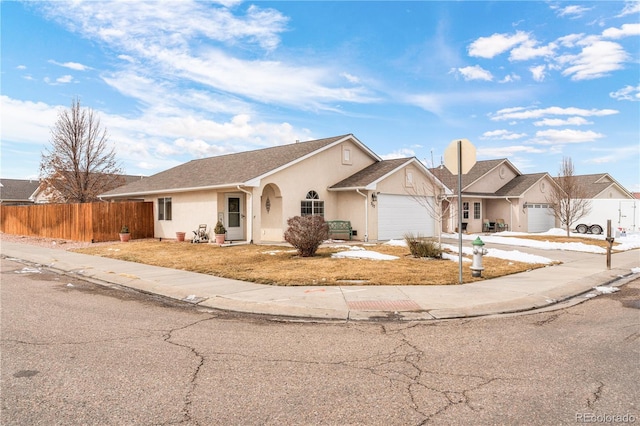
[
  {"xmin": 254, "ymin": 139, "xmax": 376, "ymax": 242},
  {"xmin": 594, "ymin": 185, "xmax": 629, "ymax": 199},
  {"xmin": 466, "ymin": 163, "xmax": 517, "ymax": 193},
  {"xmin": 144, "ymin": 189, "xmax": 218, "ymax": 240}
]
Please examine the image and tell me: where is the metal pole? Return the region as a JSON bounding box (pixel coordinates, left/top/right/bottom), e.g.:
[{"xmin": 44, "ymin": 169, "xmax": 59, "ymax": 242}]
[{"xmin": 457, "ymin": 140, "xmax": 463, "ymax": 284}]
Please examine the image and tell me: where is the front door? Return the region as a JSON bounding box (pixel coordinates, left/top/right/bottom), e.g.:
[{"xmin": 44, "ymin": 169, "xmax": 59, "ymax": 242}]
[{"xmin": 225, "ymin": 193, "xmax": 244, "ymax": 241}]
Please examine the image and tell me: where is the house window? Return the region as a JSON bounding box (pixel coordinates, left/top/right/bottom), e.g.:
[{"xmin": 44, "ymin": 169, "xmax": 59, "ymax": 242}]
[
  {"xmin": 301, "ymin": 190, "xmax": 324, "ymax": 217},
  {"xmin": 474, "ymin": 202, "xmax": 481, "ymax": 220},
  {"xmin": 158, "ymin": 197, "xmax": 172, "ymax": 220},
  {"xmin": 463, "ymin": 202, "xmax": 469, "ymax": 220}
]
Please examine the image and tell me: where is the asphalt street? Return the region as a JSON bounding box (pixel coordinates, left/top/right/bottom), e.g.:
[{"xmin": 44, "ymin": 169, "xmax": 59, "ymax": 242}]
[{"xmin": 1, "ymin": 257, "xmax": 638, "ymax": 425}]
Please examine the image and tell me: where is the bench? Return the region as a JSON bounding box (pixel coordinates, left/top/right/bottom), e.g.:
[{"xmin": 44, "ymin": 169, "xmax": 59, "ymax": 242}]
[{"xmin": 326, "ymin": 220, "xmax": 353, "ymax": 240}]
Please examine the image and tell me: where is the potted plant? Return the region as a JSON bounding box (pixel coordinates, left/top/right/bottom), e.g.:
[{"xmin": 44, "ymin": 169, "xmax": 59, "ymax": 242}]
[
  {"xmin": 214, "ymin": 220, "xmax": 226, "ymax": 245},
  {"xmin": 119, "ymin": 225, "xmax": 131, "ymax": 242}
]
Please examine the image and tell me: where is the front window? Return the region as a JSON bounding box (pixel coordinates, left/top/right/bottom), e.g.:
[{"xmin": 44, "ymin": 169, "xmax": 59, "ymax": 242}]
[
  {"xmin": 158, "ymin": 197, "xmax": 172, "ymax": 220},
  {"xmin": 474, "ymin": 202, "xmax": 481, "ymax": 220},
  {"xmin": 301, "ymin": 190, "xmax": 324, "ymax": 217},
  {"xmin": 463, "ymin": 202, "xmax": 469, "ymax": 220}
]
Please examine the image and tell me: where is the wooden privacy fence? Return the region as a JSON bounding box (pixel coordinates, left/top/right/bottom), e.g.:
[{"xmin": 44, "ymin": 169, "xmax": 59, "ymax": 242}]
[{"xmin": 0, "ymin": 201, "xmax": 154, "ymax": 242}]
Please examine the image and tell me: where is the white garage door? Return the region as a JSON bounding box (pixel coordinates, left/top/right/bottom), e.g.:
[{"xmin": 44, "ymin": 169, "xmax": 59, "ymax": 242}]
[
  {"xmin": 527, "ymin": 203, "xmax": 555, "ymax": 233},
  {"xmin": 378, "ymin": 194, "xmax": 435, "ymax": 240}
]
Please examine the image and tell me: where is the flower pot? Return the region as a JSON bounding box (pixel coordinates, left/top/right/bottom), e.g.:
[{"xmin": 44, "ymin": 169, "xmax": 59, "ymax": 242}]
[
  {"xmin": 215, "ymin": 234, "xmax": 225, "ymax": 245},
  {"xmin": 119, "ymin": 233, "xmax": 131, "ymax": 242},
  {"xmin": 176, "ymin": 232, "xmax": 186, "ymax": 242}
]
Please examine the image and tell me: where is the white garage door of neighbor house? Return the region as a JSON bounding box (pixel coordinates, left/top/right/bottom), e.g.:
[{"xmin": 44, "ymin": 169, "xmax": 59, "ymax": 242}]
[
  {"xmin": 378, "ymin": 194, "xmax": 435, "ymax": 240},
  {"xmin": 527, "ymin": 203, "xmax": 555, "ymax": 233}
]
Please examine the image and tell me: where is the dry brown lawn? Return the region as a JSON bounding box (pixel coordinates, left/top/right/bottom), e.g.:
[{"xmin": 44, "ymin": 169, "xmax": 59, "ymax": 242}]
[
  {"xmin": 503, "ymin": 234, "xmax": 617, "ymax": 249},
  {"xmin": 73, "ymin": 240, "xmax": 553, "ymax": 286}
]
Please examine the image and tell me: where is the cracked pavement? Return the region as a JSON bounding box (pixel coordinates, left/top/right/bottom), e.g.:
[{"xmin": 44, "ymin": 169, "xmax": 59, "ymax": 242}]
[{"xmin": 2, "ymin": 257, "xmax": 638, "ymax": 425}]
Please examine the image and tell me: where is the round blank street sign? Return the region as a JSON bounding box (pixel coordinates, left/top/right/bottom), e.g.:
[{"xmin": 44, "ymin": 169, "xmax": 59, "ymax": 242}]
[{"xmin": 444, "ymin": 138, "xmax": 476, "ymax": 175}]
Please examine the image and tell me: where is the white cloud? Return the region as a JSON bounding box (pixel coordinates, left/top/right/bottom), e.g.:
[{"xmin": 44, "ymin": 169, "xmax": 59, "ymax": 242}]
[
  {"xmin": 602, "ymin": 23, "xmax": 640, "ymax": 39},
  {"xmin": 555, "ymin": 5, "xmax": 592, "ymax": 18},
  {"xmin": 490, "ymin": 106, "xmax": 619, "ymax": 121},
  {"xmin": 509, "ymin": 40, "xmax": 557, "ymax": 61},
  {"xmin": 456, "ymin": 65, "xmax": 493, "ymax": 81},
  {"xmin": 56, "ymin": 75, "xmax": 74, "ymax": 84},
  {"xmin": 529, "ymin": 65, "xmax": 546, "ymax": 82},
  {"xmin": 49, "ymin": 60, "xmax": 91, "ymax": 71},
  {"xmin": 17, "ymin": 65, "xmax": 27, "ymax": 70},
  {"xmin": 468, "ymin": 31, "xmax": 530, "ymax": 59},
  {"xmin": 533, "ymin": 117, "xmax": 592, "ymax": 126},
  {"xmin": 0, "ymin": 96, "xmax": 60, "ymax": 143},
  {"xmin": 499, "ymin": 73, "xmax": 521, "ymax": 83},
  {"xmin": 534, "ymin": 129, "xmax": 604, "ymax": 145},
  {"xmin": 341, "ymin": 72, "xmax": 360, "ymax": 84},
  {"xmin": 617, "ymin": 1, "xmax": 640, "ymax": 17},
  {"xmin": 609, "ymin": 85, "xmax": 640, "ymax": 101},
  {"xmin": 381, "ymin": 148, "xmax": 416, "ymax": 160},
  {"xmin": 561, "ymin": 40, "xmax": 629, "ymax": 80},
  {"xmin": 480, "ymin": 129, "xmax": 527, "ymax": 140}
]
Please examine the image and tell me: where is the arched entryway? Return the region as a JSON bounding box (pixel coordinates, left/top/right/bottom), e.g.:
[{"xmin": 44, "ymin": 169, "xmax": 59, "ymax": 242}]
[{"xmin": 261, "ymin": 183, "xmax": 283, "ymax": 241}]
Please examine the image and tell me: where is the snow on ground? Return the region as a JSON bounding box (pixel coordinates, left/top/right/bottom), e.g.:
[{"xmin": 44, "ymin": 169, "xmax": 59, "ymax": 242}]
[
  {"xmin": 331, "ymin": 250, "xmax": 399, "ymax": 261},
  {"xmin": 441, "ymin": 244, "xmax": 555, "ymax": 265},
  {"xmin": 442, "ymin": 229, "xmax": 640, "ymax": 253}
]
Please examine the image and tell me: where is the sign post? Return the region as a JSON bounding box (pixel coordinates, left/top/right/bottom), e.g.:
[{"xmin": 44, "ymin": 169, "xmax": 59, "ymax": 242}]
[{"xmin": 444, "ymin": 138, "xmax": 476, "ymax": 284}]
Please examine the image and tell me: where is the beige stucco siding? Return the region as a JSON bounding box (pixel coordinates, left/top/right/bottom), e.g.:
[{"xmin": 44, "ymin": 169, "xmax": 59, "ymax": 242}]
[
  {"xmin": 466, "ymin": 164, "xmax": 517, "ymax": 193},
  {"xmin": 254, "ymin": 140, "xmax": 376, "ymax": 242},
  {"xmin": 144, "ymin": 190, "xmax": 218, "ymax": 240},
  {"xmin": 594, "ymin": 185, "xmax": 630, "ymax": 199}
]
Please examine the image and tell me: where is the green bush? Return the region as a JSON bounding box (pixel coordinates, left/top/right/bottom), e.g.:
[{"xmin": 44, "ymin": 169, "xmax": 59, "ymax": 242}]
[
  {"xmin": 404, "ymin": 233, "xmax": 442, "ymax": 259},
  {"xmin": 284, "ymin": 215, "xmax": 329, "ymax": 257}
]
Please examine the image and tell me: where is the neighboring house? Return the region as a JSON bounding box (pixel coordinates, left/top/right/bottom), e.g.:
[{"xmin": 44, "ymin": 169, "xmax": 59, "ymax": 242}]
[
  {"xmin": 430, "ymin": 159, "xmax": 562, "ymax": 233},
  {"xmin": 32, "ymin": 174, "xmax": 147, "ymax": 203},
  {"xmin": 100, "ymin": 134, "xmax": 448, "ymax": 243},
  {"xmin": 0, "ymin": 179, "xmax": 41, "ymax": 205},
  {"xmin": 562, "ymin": 174, "xmax": 638, "ymax": 232}
]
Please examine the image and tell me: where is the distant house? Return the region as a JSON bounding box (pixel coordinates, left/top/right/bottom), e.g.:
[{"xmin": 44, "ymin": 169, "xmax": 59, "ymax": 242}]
[
  {"xmin": 33, "ymin": 174, "xmax": 147, "ymax": 203},
  {"xmin": 0, "ymin": 179, "xmax": 41, "ymax": 205},
  {"xmin": 559, "ymin": 174, "xmax": 638, "ymax": 232},
  {"xmin": 431, "ymin": 159, "xmax": 562, "ymax": 233},
  {"xmin": 100, "ymin": 134, "xmax": 448, "ymax": 243}
]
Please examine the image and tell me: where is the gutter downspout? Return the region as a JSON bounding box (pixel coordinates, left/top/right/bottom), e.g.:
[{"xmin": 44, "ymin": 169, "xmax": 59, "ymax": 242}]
[
  {"xmin": 237, "ymin": 185, "xmax": 253, "ymax": 244},
  {"xmin": 356, "ymin": 189, "xmax": 369, "ymax": 242},
  {"xmin": 505, "ymin": 197, "xmax": 513, "ymax": 231}
]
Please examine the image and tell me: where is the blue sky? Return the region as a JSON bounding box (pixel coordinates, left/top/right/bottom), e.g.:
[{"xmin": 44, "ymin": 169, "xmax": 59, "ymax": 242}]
[{"xmin": 2, "ymin": 1, "xmax": 639, "ymax": 191}]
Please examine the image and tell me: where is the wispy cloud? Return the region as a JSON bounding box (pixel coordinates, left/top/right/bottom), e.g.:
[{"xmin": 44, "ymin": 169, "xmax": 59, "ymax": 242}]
[
  {"xmin": 490, "ymin": 106, "xmax": 618, "ymax": 121},
  {"xmin": 480, "ymin": 129, "xmax": 527, "ymax": 140},
  {"xmin": 48, "ymin": 60, "xmax": 92, "ymax": 71},
  {"xmin": 453, "ymin": 65, "xmax": 494, "ymax": 81},
  {"xmin": 534, "ymin": 129, "xmax": 604, "ymax": 145},
  {"xmin": 609, "ymin": 85, "xmax": 640, "ymax": 101},
  {"xmin": 468, "ymin": 31, "xmax": 530, "ymax": 59}
]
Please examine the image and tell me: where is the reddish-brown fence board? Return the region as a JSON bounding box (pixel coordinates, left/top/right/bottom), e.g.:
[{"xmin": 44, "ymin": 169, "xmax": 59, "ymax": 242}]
[{"xmin": 0, "ymin": 201, "xmax": 154, "ymax": 242}]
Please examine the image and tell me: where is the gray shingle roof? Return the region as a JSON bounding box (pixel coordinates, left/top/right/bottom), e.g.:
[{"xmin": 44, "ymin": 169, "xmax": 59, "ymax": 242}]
[
  {"xmin": 494, "ymin": 173, "xmax": 548, "ymax": 197},
  {"xmin": 101, "ymin": 135, "xmax": 353, "ymax": 197},
  {"xmin": 430, "ymin": 159, "xmax": 508, "ymax": 192},
  {"xmin": 330, "ymin": 158, "xmax": 411, "ymax": 189},
  {"xmin": 0, "ymin": 179, "xmax": 40, "ymax": 202},
  {"xmin": 557, "ymin": 173, "xmax": 613, "ymax": 198}
]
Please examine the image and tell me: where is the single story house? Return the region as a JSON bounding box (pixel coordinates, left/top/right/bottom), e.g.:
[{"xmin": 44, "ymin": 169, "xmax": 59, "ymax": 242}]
[
  {"xmin": 0, "ymin": 179, "xmax": 41, "ymax": 205},
  {"xmin": 100, "ymin": 134, "xmax": 449, "ymax": 243},
  {"xmin": 430, "ymin": 159, "xmax": 563, "ymax": 233}
]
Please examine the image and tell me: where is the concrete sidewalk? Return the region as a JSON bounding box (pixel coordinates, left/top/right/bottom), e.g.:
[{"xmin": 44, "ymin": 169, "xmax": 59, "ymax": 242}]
[{"xmin": 2, "ymin": 241, "xmax": 638, "ymax": 321}]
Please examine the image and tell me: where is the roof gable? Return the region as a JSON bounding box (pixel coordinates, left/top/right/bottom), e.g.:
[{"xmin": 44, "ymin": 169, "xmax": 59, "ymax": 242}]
[
  {"xmin": 554, "ymin": 173, "xmax": 634, "ymax": 199},
  {"xmin": 430, "ymin": 159, "xmax": 519, "ymax": 193},
  {"xmin": 102, "ymin": 134, "xmax": 373, "ymax": 197},
  {"xmin": 0, "ymin": 178, "xmax": 40, "ymax": 202}
]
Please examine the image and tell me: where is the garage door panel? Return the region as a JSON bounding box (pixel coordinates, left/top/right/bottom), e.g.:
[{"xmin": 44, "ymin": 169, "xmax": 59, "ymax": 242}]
[
  {"xmin": 527, "ymin": 204, "xmax": 555, "ymax": 233},
  {"xmin": 378, "ymin": 194, "xmax": 434, "ymax": 240}
]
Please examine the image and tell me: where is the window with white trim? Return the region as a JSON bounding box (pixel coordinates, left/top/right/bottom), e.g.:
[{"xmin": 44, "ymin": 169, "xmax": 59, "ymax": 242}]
[
  {"xmin": 301, "ymin": 190, "xmax": 324, "ymax": 217},
  {"xmin": 474, "ymin": 202, "xmax": 481, "ymax": 220},
  {"xmin": 463, "ymin": 202, "xmax": 469, "ymax": 220},
  {"xmin": 158, "ymin": 197, "xmax": 172, "ymax": 220}
]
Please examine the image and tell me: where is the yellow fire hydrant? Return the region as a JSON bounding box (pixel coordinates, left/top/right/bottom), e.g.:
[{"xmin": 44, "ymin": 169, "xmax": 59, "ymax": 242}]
[{"xmin": 470, "ymin": 237, "xmax": 488, "ymax": 278}]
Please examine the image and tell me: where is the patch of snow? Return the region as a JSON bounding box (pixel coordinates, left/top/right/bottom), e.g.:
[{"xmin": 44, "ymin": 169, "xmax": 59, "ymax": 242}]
[
  {"xmin": 441, "ymin": 244, "xmax": 554, "ymax": 265},
  {"xmin": 384, "ymin": 239, "xmax": 408, "ymax": 247},
  {"xmin": 443, "ymin": 232, "xmax": 607, "ymax": 253},
  {"xmin": 15, "ymin": 267, "xmax": 41, "ymax": 274},
  {"xmin": 632, "ymin": 267, "xmax": 640, "ymax": 274},
  {"xmin": 332, "ymin": 250, "xmax": 399, "ymax": 261},
  {"xmin": 594, "ymin": 286, "xmax": 620, "ymax": 294}
]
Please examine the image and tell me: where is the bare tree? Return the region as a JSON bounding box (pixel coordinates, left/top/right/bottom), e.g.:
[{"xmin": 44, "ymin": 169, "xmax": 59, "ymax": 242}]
[
  {"xmin": 405, "ymin": 168, "xmax": 451, "ymax": 244},
  {"xmin": 40, "ymin": 98, "xmax": 124, "ymax": 203},
  {"xmin": 546, "ymin": 157, "xmax": 592, "ymax": 237}
]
